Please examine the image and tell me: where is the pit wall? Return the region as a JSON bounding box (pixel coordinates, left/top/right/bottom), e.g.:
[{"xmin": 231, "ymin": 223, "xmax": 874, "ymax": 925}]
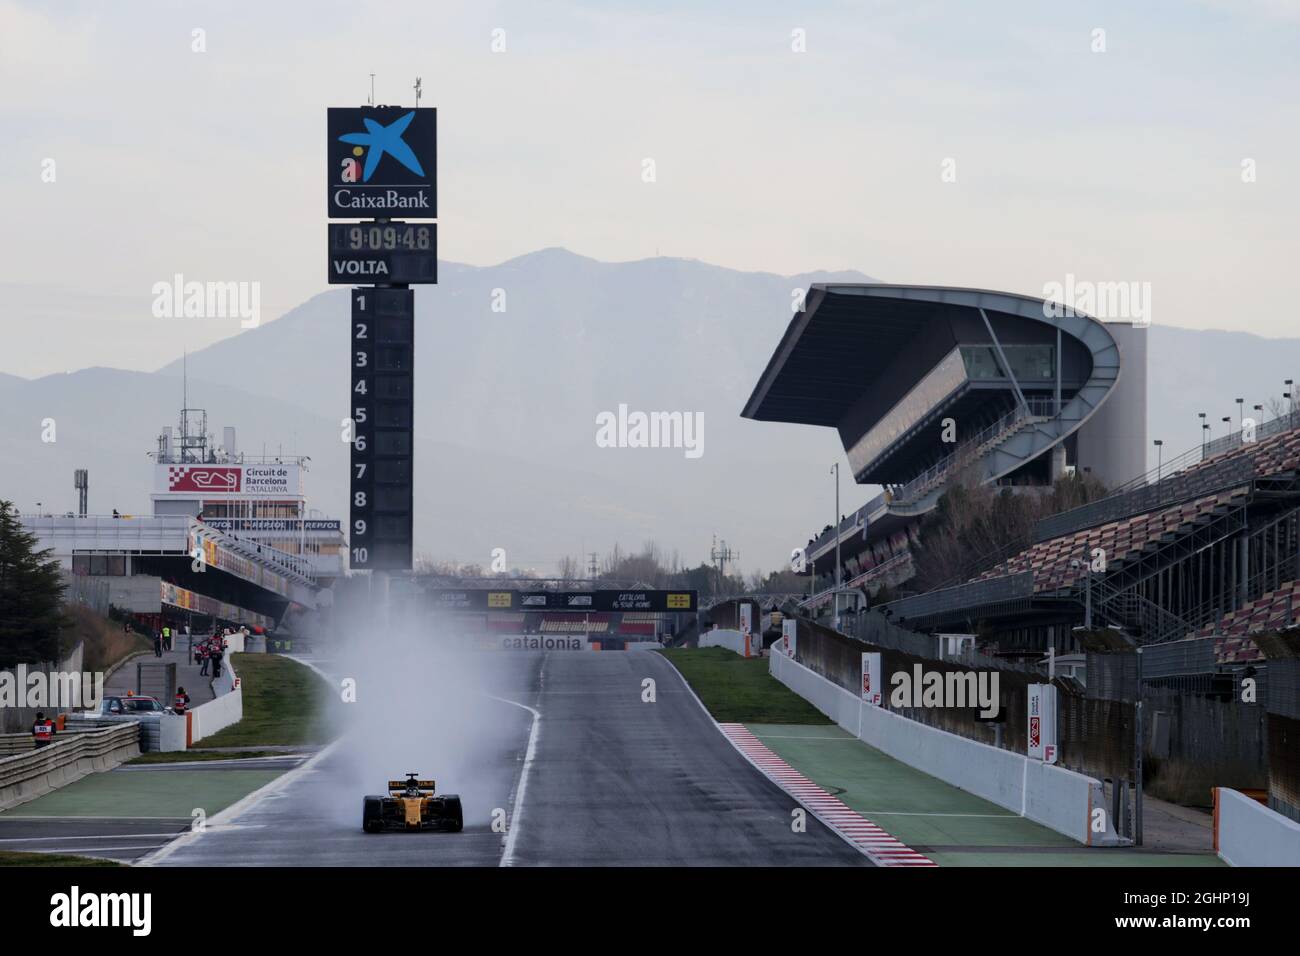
[
  {"xmin": 1215, "ymin": 787, "xmax": 1300, "ymax": 867},
  {"xmin": 769, "ymin": 648, "xmax": 1123, "ymax": 846}
]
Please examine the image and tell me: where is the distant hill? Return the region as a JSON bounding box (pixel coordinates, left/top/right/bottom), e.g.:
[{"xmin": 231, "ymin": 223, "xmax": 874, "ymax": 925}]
[
  {"xmin": 4, "ymin": 251, "xmax": 874, "ymax": 573},
  {"xmin": 1146, "ymin": 326, "xmax": 1300, "ymax": 462},
  {"xmin": 3, "ymin": 249, "xmax": 1295, "ymax": 574}
]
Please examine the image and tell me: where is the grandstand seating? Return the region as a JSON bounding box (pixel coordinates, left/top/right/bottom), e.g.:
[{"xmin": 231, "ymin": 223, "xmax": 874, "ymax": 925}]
[
  {"xmin": 975, "ymin": 486, "xmax": 1250, "ymax": 594},
  {"xmin": 539, "ymin": 613, "xmax": 612, "ymax": 634},
  {"xmin": 1192, "ymin": 421, "xmax": 1300, "ymax": 483},
  {"xmin": 1184, "ymin": 580, "xmax": 1298, "ymax": 664},
  {"xmin": 487, "ymin": 613, "xmax": 525, "ymax": 633},
  {"xmin": 618, "ymin": 613, "xmax": 657, "ymax": 636},
  {"xmin": 1216, "ymin": 636, "xmax": 1266, "ymax": 665}
]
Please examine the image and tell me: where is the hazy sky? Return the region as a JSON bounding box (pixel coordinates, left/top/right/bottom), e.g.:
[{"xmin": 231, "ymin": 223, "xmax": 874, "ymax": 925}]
[{"xmin": 2, "ymin": 0, "xmax": 1299, "ymax": 378}]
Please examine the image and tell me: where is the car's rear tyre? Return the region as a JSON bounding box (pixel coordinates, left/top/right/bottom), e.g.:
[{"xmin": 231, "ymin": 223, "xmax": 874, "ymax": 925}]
[
  {"xmin": 362, "ymin": 795, "xmax": 385, "ymax": 833},
  {"xmin": 440, "ymin": 795, "xmax": 463, "ymax": 832}
]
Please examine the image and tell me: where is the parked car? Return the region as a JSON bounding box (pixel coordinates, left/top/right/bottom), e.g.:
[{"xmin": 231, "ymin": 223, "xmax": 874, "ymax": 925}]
[{"xmin": 94, "ymin": 695, "xmax": 173, "ymax": 717}]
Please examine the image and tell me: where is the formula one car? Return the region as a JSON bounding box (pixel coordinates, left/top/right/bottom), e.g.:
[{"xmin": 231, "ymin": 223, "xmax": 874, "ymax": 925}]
[{"xmin": 362, "ymin": 773, "xmax": 463, "ymax": 833}]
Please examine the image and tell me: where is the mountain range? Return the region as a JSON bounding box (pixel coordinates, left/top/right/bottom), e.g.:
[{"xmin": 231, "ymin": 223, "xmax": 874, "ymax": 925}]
[{"xmin": 0, "ymin": 248, "xmax": 1293, "ymax": 576}]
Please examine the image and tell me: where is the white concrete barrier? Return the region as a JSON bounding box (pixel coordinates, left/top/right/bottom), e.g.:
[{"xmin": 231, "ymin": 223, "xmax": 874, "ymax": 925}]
[
  {"xmin": 700, "ymin": 628, "xmax": 762, "ymax": 657},
  {"xmin": 770, "ymin": 650, "xmax": 1121, "ymax": 846},
  {"xmin": 700, "ymin": 628, "xmax": 746, "ymax": 655},
  {"xmin": 1215, "ymin": 787, "xmax": 1300, "ymax": 866},
  {"xmin": 187, "ymin": 654, "xmax": 243, "ymax": 745},
  {"xmin": 159, "ymin": 713, "xmax": 188, "ymax": 752}
]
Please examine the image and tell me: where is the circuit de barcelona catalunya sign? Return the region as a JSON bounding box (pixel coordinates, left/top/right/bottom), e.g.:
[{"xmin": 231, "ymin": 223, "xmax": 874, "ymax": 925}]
[
  {"xmin": 328, "ymin": 107, "xmax": 437, "ymax": 217},
  {"xmin": 154, "ymin": 464, "xmax": 302, "ymax": 498}
]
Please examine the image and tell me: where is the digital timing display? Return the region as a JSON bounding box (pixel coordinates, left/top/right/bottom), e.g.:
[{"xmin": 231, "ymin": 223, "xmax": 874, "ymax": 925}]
[
  {"xmin": 327, "ymin": 222, "xmax": 438, "ymax": 284},
  {"xmin": 331, "ymin": 223, "xmax": 433, "ymax": 253}
]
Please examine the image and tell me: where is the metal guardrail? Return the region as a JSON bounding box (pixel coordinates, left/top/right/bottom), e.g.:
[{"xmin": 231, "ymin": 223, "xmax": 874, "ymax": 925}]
[
  {"xmin": 799, "ymin": 552, "xmax": 912, "ymax": 610},
  {"xmin": 67, "ymin": 713, "xmax": 163, "ymax": 751},
  {"xmin": 807, "ymin": 400, "xmax": 1062, "ymax": 554},
  {"xmin": 883, "ymin": 570, "xmax": 1035, "ymax": 622},
  {"xmin": 21, "ymin": 512, "xmax": 319, "ymax": 591},
  {"xmin": 0, "ymin": 722, "xmax": 141, "ymax": 811},
  {"xmin": 1140, "ymin": 637, "xmax": 1219, "ymax": 680},
  {"xmin": 197, "ymin": 519, "xmax": 317, "ymax": 587},
  {"xmin": 1036, "ymin": 407, "xmax": 1300, "ymax": 544},
  {"xmin": 891, "ymin": 397, "xmax": 1057, "ymax": 507},
  {"xmin": 1035, "ymin": 455, "xmax": 1256, "ymax": 543}
]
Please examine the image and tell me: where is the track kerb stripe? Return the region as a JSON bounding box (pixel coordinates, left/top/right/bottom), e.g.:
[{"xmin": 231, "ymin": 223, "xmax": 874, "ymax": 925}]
[{"xmin": 718, "ymin": 723, "xmax": 937, "ymax": 867}]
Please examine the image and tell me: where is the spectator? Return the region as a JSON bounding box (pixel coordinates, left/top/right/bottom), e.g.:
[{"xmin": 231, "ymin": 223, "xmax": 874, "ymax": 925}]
[
  {"xmin": 31, "ymin": 712, "xmax": 56, "ymax": 749},
  {"xmin": 153, "ymin": 629, "xmax": 163, "ymax": 658},
  {"xmin": 173, "ymin": 687, "xmax": 190, "ymax": 714},
  {"xmin": 198, "ymin": 639, "xmax": 211, "ymax": 676},
  {"xmin": 211, "ymin": 642, "xmax": 224, "ymax": 679}
]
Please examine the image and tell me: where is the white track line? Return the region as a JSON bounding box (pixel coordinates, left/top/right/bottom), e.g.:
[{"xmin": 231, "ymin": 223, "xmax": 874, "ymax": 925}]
[
  {"xmin": 0, "ymin": 833, "xmax": 184, "ymax": 843},
  {"xmin": 36, "ymin": 845, "xmax": 170, "ymax": 854},
  {"xmin": 655, "ymin": 653, "xmax": 933, "ymax": 867},
  {"xmin": 137, "ymin": 655, "xmax": 342, "ymax": 867},
  {"xmin": 862, "ymin": 811, "xmax": 1017, "ymax": 818},
  {"xmin": 490, "ymin": 694, "xmax": 541, "ymax": 868},
  {"xmin": 135, "ymin": 738, "xmax": 343, "ymax": 866}
]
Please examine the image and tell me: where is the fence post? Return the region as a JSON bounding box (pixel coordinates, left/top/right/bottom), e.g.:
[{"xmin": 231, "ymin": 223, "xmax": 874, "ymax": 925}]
[{"xmin": 1135, "ymin": 647, "xmax": 1144, "ymax": 846}]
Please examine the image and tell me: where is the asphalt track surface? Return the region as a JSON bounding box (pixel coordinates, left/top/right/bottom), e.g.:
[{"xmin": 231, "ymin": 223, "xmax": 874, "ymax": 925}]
[{"xmin": 149, "ymin": 650, "xmax": 869, "ymax": 866}]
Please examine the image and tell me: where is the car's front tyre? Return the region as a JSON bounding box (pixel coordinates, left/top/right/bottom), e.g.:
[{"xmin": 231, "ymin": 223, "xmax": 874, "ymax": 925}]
[
  {"xmin": 439, "ymin": 795, "xmax": 463, "ymax": 833},
  {"xmin": 362, "ymin": 796, "xmax": 385, "ymax": 833}
]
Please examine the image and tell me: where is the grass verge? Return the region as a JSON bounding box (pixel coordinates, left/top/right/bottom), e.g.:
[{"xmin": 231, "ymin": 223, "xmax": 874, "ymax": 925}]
[
  {"xmin": 67, "ymin": 606, "xmax": 154, "ymax": 673},
  {"xmin": 0, "ymin": 850, "xmax": 122, "ymax": 867},
  {"xmin": 657, "ymin": 647, "xmax": 831, "ymax": 724},
  {"xmin": 193, "ymin": 653, "xmax": 337, "ymax": 748},
  {"xmin": 127, "ymin": 749, "xmax": 289, "ymax": 765}
]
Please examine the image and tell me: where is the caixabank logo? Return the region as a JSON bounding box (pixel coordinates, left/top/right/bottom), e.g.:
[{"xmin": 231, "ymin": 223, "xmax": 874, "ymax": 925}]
[{"xmin": 328, "ymin": 107, "xmax": 437, "ymax": 218}]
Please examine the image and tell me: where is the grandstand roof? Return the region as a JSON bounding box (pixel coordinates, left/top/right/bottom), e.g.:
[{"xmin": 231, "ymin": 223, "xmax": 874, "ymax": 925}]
[{"xmin": 742, "ymin": 284, "xmax": 1105, "ymax": 426}]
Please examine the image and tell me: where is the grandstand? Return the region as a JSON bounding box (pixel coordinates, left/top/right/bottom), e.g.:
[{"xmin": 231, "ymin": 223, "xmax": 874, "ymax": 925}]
[
  {"xmin": 744, "ymin": 290, "xmax": 1300, "ymax": 820},
  {"xmin": 744, "ymin": 284, "xmax": 1146, "ymax": 609},
  {"xmin": 886, "ymin": 409, "xmax": 1300, "ymax": 657}
]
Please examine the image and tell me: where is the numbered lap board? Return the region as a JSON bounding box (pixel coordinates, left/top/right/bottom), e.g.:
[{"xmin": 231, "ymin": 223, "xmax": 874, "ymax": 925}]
[{"xmin": 350, "ymin": 288, "xmax": 414, "ymax": 570}]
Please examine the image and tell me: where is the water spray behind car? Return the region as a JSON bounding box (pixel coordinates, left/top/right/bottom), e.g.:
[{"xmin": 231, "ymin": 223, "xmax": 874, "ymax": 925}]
[{"xmin": 320, "ymin": 580, "xmax": 517, "ymax": 831}]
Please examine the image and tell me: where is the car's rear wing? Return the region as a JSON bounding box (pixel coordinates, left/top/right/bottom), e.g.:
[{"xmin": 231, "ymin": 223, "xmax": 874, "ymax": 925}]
[{"xmin": 388, "ymin": 780, "xmax": 435, "ymax": 791}]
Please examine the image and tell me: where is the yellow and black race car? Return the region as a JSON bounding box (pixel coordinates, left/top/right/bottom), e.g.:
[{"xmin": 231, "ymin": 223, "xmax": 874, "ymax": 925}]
[{"xmin": 362, "ymin": 773, "xmax": 463, "ymax": 833}]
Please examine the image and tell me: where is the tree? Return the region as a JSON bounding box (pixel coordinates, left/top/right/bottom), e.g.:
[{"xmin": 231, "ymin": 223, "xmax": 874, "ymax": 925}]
[
  {"xmin": 0, "ymin": 500, "xmax": 68, "ymax": 667},
  {"xmin": 909, "ymin": 473, "xmax": 1108, "ymax": 592},
  {"xmin": 753, "ymin": 568, "xmax": 808, "ymax": 594}
]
